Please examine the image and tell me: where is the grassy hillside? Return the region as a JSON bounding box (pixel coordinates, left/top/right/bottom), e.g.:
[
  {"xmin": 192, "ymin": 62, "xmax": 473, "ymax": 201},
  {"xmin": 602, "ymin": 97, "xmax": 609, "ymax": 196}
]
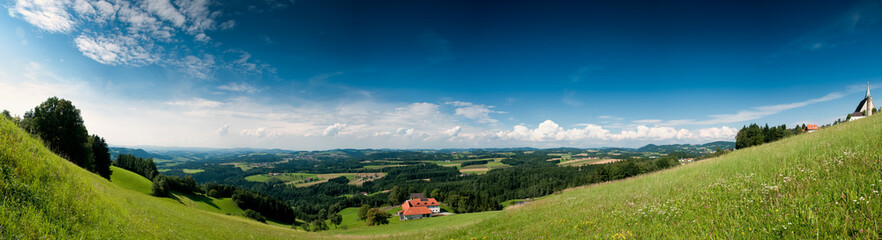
[
  {"xmin": 0, "ymin": 118, "xmax": 308, "ymax": 239},
  {"xmin": 428, "ymin": 115, "xmax": 882, "ymax": 239},
  {"xmin": 109, "ymin": 166, "xmax": 153, "ymax": 195}
]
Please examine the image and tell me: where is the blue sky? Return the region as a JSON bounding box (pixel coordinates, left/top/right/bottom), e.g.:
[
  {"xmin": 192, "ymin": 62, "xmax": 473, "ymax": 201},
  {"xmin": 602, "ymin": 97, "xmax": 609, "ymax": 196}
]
[{"xmin": 1, "ymin": 0, "xmax": 880, "ymax": 150}]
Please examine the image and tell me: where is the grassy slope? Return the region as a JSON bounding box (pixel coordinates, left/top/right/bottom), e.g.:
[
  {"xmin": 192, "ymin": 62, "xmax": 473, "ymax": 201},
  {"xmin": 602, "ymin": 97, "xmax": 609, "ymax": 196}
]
[
  {"xmin": 109, "ymin": 166, "xmax": 153, "ymax": 195},
  {"xmin": 430, "ymin": 115, "xmax": 882, "ymax": 239},
  {"xmin": 0, "ymin": 118, "xmax": 308, "ymax": 239},
  {"xmin": 110, "ymin": 166, "xmax": 247, "ymax": 216}
]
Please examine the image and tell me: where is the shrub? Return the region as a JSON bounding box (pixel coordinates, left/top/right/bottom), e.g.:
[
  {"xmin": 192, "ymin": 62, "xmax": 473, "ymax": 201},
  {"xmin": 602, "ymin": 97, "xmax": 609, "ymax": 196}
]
[{"xmin": 244, "ymin": 209, "xmax": 266, "ymax": 223}]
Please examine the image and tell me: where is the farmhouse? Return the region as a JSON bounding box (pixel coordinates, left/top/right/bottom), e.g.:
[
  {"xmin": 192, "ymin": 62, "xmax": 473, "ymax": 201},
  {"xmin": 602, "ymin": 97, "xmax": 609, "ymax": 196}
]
[
  {"xmin": 849, "ymin": 83, "xmax": 874, "ymax": 121},
  {"xmin": 397, "ymin": 194, "xmax": 441, "ymax": 221},
  {"xmin": 806, "ymin": 124, "xmax": 819, "ymax": 133}
]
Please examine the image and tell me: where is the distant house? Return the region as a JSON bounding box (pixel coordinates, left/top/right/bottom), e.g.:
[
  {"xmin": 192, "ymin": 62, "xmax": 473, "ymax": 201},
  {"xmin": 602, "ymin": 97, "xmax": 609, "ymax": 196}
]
[
  {"xmin": 806, "ymin": 124, "xmax": 819, "ymax": 133},
  {"xmin": 849, "ymin": 83, "xmax": 874, "ymax": 121},
  {"xmin": 397, "ymin": 194, "xmax": 441, "ymax": 221}
]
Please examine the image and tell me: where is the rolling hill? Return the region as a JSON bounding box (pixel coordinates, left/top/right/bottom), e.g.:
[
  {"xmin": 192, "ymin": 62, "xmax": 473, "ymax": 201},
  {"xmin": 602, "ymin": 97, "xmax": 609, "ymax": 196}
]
[{"xmin": 1, "ymin": 114, "xmax": 879, "ymax": 239}]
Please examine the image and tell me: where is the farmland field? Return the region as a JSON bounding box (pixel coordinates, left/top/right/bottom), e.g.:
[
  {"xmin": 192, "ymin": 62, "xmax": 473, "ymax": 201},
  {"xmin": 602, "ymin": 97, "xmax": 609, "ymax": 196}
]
[{"xmin": 182, "ymin": 169, "xmax": 204, "ymax": 174}]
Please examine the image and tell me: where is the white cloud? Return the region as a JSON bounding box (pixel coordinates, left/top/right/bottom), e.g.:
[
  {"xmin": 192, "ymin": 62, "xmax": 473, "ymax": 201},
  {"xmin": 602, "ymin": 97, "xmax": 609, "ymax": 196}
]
[
  {"xmin": 445, "ymin": 101, "xmax": 501, "ymax": 124},
  {"xmin": 194, "ymin": 33, "xmax": 210, "ymax": 42},
  {"xmin": 12, "ymin": 0, "xmax": 75, "ymax": 33},
  {"xmin": 665, "ymin": 91, "xmax": 848, "ymax": 126},
  {"xmin": 323, "ymin": 123, "xmax": 346, "ymax": 136},
  {"xmin": 142, "ymin": 0, "xmax": 186, "ymax": 27},
  {"xmin": 698, "ymin": 126, "xmax": 738, "ymax": 139},
  {"xmin": 216, "ymin": 124, "xmax": 229, "ymax": 136},
  {"xmin": 73, "ymin": 0, "xmax": 96, "ymax": 16},
  {"xmin": 166, "ymin": 97, "xmax": 222, "ymax": 108},
  {"xmin": 178, "ymin": 54, "xmax": 215, "ymax": 80},
  {"xmin": 12, "ymin": 0, "xmax": 237, "ymax": 79},
  {"xmin": 633, "ymin": 119, "xmax": 662, "ymax": 124},
  {"xmin": 561, "ymin": 90, "xmax": 582, "ymax": 106},
  {"xmin": 218, "ymin": 82, "xmax": 260, "ymax": 94},
  {"xmin": 444, "ymin": 126, "xmax": 461, "ymax": 136},
  {"xmin": 74, "ymin": 33, "xmax": 158, "ymax": 66},
  {"xmin": 496, "ymin": 120, "xmax": 735, "ymax": 143},
  {"xmin": 219, "ymin": 20, "xmax": 235, "ymax": 30},
  {"xmin": 241, "ymin": 127, "xmax": 280, "ymax": 138}
]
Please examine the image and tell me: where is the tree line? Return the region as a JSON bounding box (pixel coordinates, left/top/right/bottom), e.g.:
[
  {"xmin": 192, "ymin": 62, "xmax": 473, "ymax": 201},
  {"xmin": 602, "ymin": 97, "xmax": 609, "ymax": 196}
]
[{"xmin": 735, "ymin": 123, "xmax": 804, "ymax": 149}]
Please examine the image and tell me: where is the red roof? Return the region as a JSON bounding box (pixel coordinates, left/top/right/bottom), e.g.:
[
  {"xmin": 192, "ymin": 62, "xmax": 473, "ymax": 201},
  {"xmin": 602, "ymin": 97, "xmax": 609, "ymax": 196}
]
[
  {"xmin": 398, "ymin": 206, "xmax": 432, "ymax": 216},
  {"xmin": 398, "ymin": 197, "xmax": 439, "ymax": 216},
  {"xmin": 807, "ymin": 124, "xmax": 819, "ymax": 130},
  {"xmin": 406, "ymin": 198, "xmax": 439, "ymax": 207}
]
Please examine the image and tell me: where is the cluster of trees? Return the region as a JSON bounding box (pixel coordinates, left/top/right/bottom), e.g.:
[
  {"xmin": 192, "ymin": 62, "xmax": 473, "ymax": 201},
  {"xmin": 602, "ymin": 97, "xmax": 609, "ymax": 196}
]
[
  {"xmin": 357, "ymin": 204, "xmax": 389, "ymax": 226},
  {"xmin": 232, "ymin": 189, "xmax": 297, "ymax": 223},
  {"xmin": 244, "ymin": 209, "xmax": 267, "ymax": 223},
  {"xmin": 114, "ymin": 154, "xmax": 159, "ymax": 180},
  {"xmin": 459, "ymin": 160, "xmax": 489, "ymax": 168},
  {"xmin": 3, "ymin": 97, "xmax": 112, "ymax": 179},
  {"xmin": 735, "ymin": 124, "xmax": 802, "ymax": 149}
]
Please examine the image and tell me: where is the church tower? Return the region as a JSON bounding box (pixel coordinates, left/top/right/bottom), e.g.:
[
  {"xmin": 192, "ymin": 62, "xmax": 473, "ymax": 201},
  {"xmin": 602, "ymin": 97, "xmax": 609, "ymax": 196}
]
[{"xmin": 851, "ymin": 82, "xmax": 874, "ymax": 119}]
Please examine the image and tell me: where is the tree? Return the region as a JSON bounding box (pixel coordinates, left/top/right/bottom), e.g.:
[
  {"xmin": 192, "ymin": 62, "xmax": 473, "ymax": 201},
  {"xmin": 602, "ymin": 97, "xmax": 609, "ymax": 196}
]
[
  {"xmin": 317, "ymin": 209, "xmax": 327, "ymax": 221},
  {"xmin": 388, "ymin": 186, "xmax": 401, "ymax": 204},
  {"xmin": 23, "ymin": 97, "xmax": 93, "ymax": 171},
  {"xmin": 357, "ymin": 204, "xmax": 370, "ymax": 221},
  {"xmin": 330, "ymin": 213, "xmax": 342, "ymax": 228},
  {"xmin": 152, "ymin": 176, "xmax": 170, "ymax": 197},
  {"xmin": 1, "ymin": 110, "xmax": 11, "ymax": 120},
  {"xmin": 309, "ymin": 219, "xmax": 328, "ymax": 231},
  {"xmin": 429, "ymin": 188, "xmax": 441, "ymax": 199},
  {"xmin": 244, "ymin": 209, "xmax": 267, "ymax": 223},
  {"xmin": 89, "ymin": 135, "xmax": 112, "ymax": 179},
  {"xmin": 365, "ymin": 208, "xmax": 390, "ymax": 226}
]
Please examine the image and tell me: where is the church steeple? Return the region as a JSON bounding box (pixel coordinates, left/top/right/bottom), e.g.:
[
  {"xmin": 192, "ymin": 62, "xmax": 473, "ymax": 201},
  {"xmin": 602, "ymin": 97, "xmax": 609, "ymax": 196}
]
[{"xmin": 867, "ymin": 82, "xmax": 872, "ymax": 98}]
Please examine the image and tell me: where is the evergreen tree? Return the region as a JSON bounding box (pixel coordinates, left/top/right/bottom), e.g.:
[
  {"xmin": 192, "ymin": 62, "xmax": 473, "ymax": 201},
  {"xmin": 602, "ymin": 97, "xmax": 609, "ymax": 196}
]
[{"xmin": 89, "ymin": 135, "xmax": 112, "ymax": 179}]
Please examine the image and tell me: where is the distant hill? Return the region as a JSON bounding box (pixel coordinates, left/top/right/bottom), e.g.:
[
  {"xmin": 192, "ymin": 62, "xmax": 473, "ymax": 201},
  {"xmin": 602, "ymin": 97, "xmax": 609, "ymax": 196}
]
[
  {"xmin": 109, "ymin": 147, "xmax": 169, "ymax": 160},
  {"xmin": 636, "ymin": 141, "xmax": 735, "ymax": 154}
]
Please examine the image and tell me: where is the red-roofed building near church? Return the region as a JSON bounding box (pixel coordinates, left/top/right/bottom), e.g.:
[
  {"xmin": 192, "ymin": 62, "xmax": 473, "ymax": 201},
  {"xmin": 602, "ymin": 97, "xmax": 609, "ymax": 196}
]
[
  {"xmin": 806, "ymin": 124, "xmax": 819, "ymax": 133},
  {"xmin": 397, "ymin": 194, "xmax": 441, "ymax": 221}
]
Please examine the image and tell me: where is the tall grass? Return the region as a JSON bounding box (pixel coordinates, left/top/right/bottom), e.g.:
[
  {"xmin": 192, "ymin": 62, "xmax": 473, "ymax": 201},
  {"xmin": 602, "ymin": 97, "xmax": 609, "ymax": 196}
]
[
  {"xmin": 0, "ymin": 118, "xmax": 307, "ymax": 239},
  {"xmin": 433, "ymin": 115, "xmax": 881, "ymax": 239}
]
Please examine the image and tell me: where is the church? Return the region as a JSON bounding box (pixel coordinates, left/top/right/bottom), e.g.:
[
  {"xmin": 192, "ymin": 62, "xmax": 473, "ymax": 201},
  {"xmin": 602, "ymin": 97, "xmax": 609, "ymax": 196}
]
[{"xmin": 849, "ymin": 83, "xmax": 875, "ymax": 121}]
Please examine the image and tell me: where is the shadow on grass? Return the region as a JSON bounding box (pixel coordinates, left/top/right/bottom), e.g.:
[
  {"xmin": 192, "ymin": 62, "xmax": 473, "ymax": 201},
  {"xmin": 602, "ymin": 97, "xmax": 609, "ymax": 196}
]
[{"xmin": 172, "ymin": 191, "xmax": 221, "ymax": 210}]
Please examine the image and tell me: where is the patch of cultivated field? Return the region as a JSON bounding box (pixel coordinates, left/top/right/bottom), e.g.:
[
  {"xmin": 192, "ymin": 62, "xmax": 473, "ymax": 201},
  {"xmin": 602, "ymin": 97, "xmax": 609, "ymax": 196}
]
[
  {"xmin": 245, "ymin": 172, "xmax": 320, "ymax": 183},
  {"xmin": 557, "ymin": 158, "xmax": 621, "ymax": 167},
  {"xmin": 364, "ymin": 164, "xmax": 406, "ymax": 169},
  {"xmin": 182, "ymin": 169, "xmax": 204, "ymax": 174},
  {"xmin": 294, "ymin": 173, "xmax": 387, "ymax": 187},
  {"xmin": 423, "ymin": 158, "xmax": 505, "ymax": 168},
  {"xmin": 457, "ymin": 158, "xmax": 511, "ymax": 174}
]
